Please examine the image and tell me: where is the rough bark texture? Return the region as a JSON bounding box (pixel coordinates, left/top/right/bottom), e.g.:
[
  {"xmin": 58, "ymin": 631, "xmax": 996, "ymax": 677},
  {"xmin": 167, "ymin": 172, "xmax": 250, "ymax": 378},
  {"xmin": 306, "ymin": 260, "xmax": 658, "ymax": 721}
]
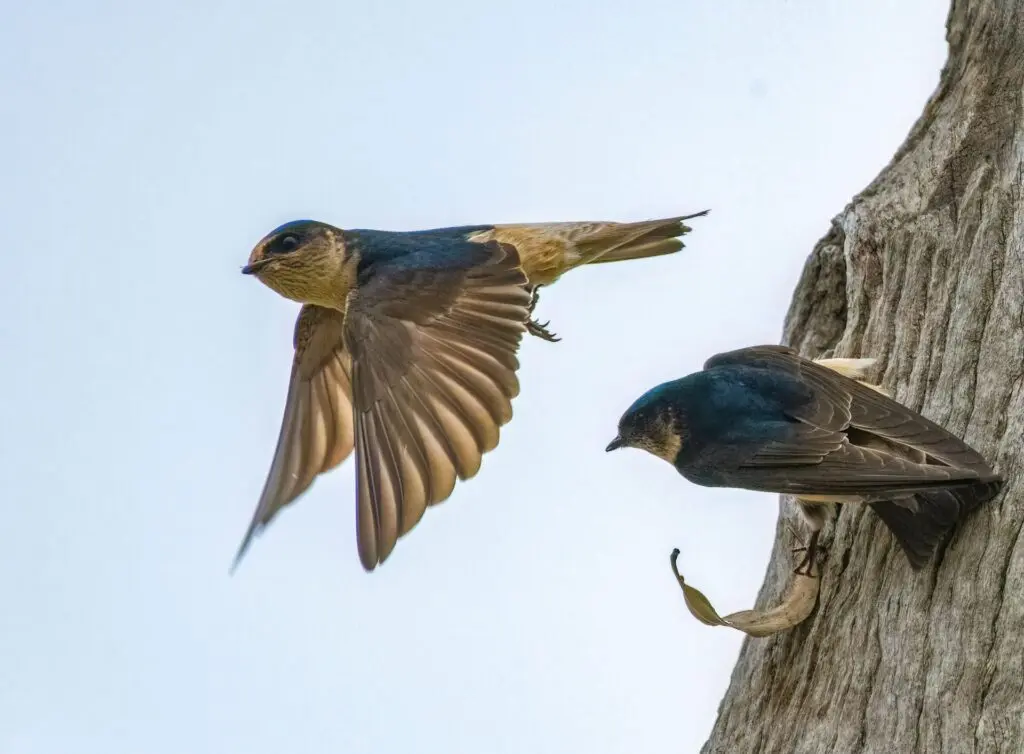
[{"xmin": 702, "ymin": 2, "xmax": 1024, "ymax": 752}]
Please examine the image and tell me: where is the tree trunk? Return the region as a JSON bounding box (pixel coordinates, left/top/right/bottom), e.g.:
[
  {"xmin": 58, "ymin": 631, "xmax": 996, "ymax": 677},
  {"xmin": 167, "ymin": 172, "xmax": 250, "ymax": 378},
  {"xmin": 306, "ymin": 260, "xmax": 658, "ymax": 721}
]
[{"xmin": 701, "ymin": 2, "xmax": 1024, "ymax": 752}]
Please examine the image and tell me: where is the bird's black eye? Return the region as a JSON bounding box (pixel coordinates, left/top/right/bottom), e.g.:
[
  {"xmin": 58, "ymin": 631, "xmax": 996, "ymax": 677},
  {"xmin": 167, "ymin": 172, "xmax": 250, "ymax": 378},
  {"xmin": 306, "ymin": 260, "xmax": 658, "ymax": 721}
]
[{"xmin": 272, "ymin": 233, "xmax": 301, "ymax": 254}]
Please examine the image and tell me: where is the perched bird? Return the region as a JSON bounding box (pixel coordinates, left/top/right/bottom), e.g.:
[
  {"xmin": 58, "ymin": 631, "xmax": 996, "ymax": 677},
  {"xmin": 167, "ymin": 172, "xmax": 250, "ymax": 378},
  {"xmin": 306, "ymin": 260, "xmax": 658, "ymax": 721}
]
[
  {"xmin": 236, "ymin": 211, "xmax": 708, "ymax": 571},
  {"xmin": 606, "ymin": 345, "xmax": 1003, "ymax": 573}
]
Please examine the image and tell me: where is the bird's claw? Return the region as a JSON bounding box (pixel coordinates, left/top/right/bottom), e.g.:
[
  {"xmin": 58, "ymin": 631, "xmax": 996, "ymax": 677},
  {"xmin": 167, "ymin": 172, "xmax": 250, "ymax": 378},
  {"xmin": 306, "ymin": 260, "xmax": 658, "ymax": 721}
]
[
  {"xmin": 793, "ymin": 552, "xmax": 816, "ymax": 577},
  {"xmin": 791, "ymin": 531, "xmax": 824, "ymax": 577},
  {"xmin": 527, "ymin": 318, "xmax": 561, "ymax": 342},
  {"xmin": 527, "ymin": 286, "xmax": 542, "ymax": 314},
  {"xmin": 526, "ymin": 286, "xmax": 560, "ymax": 342}
]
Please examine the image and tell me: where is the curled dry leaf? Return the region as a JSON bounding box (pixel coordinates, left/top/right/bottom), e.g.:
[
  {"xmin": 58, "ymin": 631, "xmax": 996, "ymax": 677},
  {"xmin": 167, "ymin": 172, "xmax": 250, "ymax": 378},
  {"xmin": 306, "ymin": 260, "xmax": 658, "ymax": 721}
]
[{"xmin": 669, "ymin": 548, "xmax": 821, "ymax": 637}]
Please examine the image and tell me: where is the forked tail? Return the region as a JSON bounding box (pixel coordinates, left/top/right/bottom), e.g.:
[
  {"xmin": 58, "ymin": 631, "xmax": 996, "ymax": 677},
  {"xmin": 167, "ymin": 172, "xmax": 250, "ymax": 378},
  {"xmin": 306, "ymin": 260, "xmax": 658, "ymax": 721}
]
[
  {"xmin": 487, "ymin": 209, "xmax": 709, "ymax": 285},
  {"xmin": 869, "ymin": 479, "xmax": 1003, "ymax": 569},
  {"xmin": 583, "ymin": 210, "xmax": 710, "ymax": 266}
]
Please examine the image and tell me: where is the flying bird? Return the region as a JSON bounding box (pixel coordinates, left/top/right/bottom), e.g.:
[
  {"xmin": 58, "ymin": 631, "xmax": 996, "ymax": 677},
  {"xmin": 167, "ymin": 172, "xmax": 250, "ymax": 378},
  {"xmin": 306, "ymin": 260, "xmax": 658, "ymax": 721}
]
[
  {"xmin": 235, "ymin": 211, "xmax": 708, "ymax": 571},
  {"xmin": 605, "ymin": 345, "xmax": 1002, "ymax": 573}
]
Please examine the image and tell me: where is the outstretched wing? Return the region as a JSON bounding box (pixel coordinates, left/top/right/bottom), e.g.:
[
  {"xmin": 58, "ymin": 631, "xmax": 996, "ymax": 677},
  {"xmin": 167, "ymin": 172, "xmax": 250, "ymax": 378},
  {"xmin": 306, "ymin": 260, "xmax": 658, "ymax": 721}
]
[
  {"xmin": 705, "ymin": 345, "xmax": 999, "ymax": 477},
  {"xmin": 344, "ymin": 241, "xmax": 532, "ymax": 570},
  {"xmin": 233, "ymin": 305, "xmax": 356, "ymax": 570}
]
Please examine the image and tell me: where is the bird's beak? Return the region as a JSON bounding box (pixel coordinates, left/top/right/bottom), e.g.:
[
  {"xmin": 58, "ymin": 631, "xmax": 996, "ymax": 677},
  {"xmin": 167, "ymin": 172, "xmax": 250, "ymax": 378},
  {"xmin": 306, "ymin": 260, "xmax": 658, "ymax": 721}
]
[
  {"xmin": 241, "ymin": 258, "xmax": 270, "ymax": 275},
  {"xmin": 605, "ymin": 436, "xmax": 625, "ymax": 452}
]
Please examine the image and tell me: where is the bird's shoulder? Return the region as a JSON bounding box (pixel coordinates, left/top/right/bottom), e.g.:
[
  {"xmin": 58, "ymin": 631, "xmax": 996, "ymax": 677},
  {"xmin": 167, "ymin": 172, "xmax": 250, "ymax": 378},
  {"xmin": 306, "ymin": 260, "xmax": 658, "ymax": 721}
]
[
  {"xmin": 683, "ymin": 365, "xmax": 811, "ymax": 417},
  {"xmin": 703, "ymin": 345, "xmax": 855, "ymax": 413},
  {"xmin": 659, "ymin": 368, "xmax": 811, "ymax": 464}
]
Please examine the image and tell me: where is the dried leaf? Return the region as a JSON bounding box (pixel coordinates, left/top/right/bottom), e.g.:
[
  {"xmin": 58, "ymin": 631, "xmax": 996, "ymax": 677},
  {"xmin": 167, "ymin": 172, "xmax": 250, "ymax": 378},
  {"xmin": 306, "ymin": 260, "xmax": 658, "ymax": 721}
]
[{"xmin": 669, "ymin": 548, "xmax": 820, "ymax": 637}]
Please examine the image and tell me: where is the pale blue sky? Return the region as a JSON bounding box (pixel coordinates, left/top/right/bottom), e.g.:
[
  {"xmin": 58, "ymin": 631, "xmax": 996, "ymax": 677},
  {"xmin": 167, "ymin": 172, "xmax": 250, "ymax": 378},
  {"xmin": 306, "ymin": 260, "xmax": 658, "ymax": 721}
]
[{"xmin": 2, "ymin": 2, "xmax": 946, "ymax": 752}]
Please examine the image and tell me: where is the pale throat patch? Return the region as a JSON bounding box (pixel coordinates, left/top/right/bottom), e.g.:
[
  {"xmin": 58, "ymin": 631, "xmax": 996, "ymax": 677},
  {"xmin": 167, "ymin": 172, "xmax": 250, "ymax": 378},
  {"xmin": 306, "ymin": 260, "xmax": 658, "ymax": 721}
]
[
  {"xmin": 640, "ymin": 425, "xmax": 682, "ymax": 463},
  {"xmin": 299, "ymin": 241, "xmax": 359, "ymax": 311}
]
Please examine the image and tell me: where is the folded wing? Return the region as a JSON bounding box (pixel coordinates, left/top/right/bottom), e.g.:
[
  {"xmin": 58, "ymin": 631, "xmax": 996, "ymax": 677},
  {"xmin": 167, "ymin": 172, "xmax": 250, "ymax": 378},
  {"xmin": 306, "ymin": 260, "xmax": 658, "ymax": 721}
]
[{"xmin": 706, "ymin": 345, "xmax": 1000, "ymax": 480}]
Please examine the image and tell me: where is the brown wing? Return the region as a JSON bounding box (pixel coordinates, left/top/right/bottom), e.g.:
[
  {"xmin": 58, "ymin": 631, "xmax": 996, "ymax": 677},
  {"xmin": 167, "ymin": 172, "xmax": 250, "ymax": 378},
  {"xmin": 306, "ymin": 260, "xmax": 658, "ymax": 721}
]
[
  {"xmin": 232, "ymin": 305, "xmax": 355, "ymax": 570},
  {"xmin": 344, "ymin": 242, "xmax": 532, "ymax": 571},
  {"xmin": 705, "ymin": 345, "xmax": 999, "ymax": 477}
]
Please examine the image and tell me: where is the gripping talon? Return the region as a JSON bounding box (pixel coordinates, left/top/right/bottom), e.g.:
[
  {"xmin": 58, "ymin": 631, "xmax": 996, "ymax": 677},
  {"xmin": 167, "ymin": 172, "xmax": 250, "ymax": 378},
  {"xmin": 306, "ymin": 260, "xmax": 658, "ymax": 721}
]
[
  {"xmin": 526, "ymin": 286, "xmax": 561, "ymax": 342},
  {"xmin": 527, "ymin": 286, "xmax": 542, "ymax": 315},
  {"xmin": 792, "ymin": 530, "xmax": 824, "ymax": 577},
  {"xmin": 527, "ymin": 319, "xmax": 561, "ymax": 342}
]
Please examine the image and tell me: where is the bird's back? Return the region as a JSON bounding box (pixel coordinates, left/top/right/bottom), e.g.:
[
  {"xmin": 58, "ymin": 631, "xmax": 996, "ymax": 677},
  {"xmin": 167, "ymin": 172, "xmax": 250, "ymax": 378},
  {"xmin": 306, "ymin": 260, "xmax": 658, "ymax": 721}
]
[
  {"xmin": 343, "ymin": 226, "xmax": 497, "ymax": 282},
  {"xmin": 680, "ymin": 365, "xmax": 812, "ymax": 434},
  {"xmin": 345, "ymin": 215, "xmax": 705, "ymax": 288}
]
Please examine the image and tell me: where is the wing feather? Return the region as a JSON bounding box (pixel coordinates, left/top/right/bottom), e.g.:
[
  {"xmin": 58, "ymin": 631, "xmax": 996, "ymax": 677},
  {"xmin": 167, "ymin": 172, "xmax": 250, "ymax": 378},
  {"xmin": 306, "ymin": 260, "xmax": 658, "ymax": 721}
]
[
  {"xmin": 728, "ymin": 440, "xmax": 983, "ymax": 497},
  {"xmin": 706, "ymin": 345, "xmax": 999, "ymax": 479},
  {"xmin": 232, "ymin": 305, "xmax": 355, "ymax": 570},
  {"xmin": 345, "ymin": 242, "xmax": 532, "ymax": 570}
]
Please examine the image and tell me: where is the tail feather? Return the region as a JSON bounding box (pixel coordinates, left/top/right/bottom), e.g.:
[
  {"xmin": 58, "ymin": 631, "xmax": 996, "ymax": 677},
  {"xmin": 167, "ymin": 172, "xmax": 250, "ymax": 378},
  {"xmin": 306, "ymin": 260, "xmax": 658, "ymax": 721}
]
[
  {"xmin": 585, "ymin": 237, "xmax": 684, "ymax": 265},
  {"xmin": 487, "ymin": 210, "xmax": 708, "ymax": 285},
  {"xmin": 869, "ymin": 480, "xmax": 1003, "ymax": 568},
  {"xmin": 579, "ymin": 211, "xmax": 709, "ymax": 266}
]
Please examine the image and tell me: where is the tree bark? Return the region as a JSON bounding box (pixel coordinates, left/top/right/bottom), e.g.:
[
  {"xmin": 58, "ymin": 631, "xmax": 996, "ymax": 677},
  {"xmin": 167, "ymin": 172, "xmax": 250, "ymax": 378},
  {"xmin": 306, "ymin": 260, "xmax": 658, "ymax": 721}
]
[{"xmin": 702, "ymin": 2, "xmax": 1024, "ymax": 752}]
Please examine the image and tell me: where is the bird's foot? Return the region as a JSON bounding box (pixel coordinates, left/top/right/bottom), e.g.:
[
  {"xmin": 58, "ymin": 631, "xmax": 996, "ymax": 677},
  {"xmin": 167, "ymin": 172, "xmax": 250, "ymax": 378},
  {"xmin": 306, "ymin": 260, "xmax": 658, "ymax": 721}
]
[
  {"xmin": 792, "ymin": 530, "xmax": 824, "ymax": 577},
  {"xmin": 527, "ymin": 318, "xmax": 561, "ymax": 342},
  {"xmin": 527, "ymin": 285, "xmax": 542, "ymax": 314},
  {"xmin": 526, "ymin": 286, "xmax": 560, "ymax": 342}
]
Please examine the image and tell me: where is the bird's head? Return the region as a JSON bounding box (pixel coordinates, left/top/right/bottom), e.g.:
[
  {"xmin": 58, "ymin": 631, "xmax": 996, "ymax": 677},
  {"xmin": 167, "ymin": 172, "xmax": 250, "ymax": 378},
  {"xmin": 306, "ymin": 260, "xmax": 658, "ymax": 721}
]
[
  {"xmin": 242, "ymin": 220, "xmax": 356, "ymax": 309},
  {"xmin": 605, "ymin": 383, "xmax": 684, "ymax": 463}
]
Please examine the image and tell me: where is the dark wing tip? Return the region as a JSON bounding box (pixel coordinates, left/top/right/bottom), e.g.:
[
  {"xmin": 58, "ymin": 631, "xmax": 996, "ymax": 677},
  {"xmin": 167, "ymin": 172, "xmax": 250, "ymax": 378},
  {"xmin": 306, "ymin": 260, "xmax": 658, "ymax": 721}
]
[
  {"xmin": 228, "ymin": 521, "xmax": 263, "ymax": 575},
  {"xmin": 358, "ymin": 546, "xmax": 380, "ymax": 572},
  {"xmin": 678, "ymin": 209, "xmax": 711, "ymax": 222}
]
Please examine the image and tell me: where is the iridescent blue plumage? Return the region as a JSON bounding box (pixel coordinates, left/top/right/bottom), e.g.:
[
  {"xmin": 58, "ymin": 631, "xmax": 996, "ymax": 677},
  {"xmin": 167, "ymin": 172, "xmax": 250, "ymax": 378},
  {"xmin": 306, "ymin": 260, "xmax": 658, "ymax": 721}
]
[
  {"xmin": 269, "ymin": 219, "xmax": 318, "ymax": 236},
  {"xmin": 617, "ymin": 366, "xmax": 817, "ymax": 473},
  {"xmin": 342, "ymin": 227, "xmax": 497, "ymax": 285},
  {"xmin": 608, "ymin": 345, "xmax": 1003, "ymax": 572}
]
